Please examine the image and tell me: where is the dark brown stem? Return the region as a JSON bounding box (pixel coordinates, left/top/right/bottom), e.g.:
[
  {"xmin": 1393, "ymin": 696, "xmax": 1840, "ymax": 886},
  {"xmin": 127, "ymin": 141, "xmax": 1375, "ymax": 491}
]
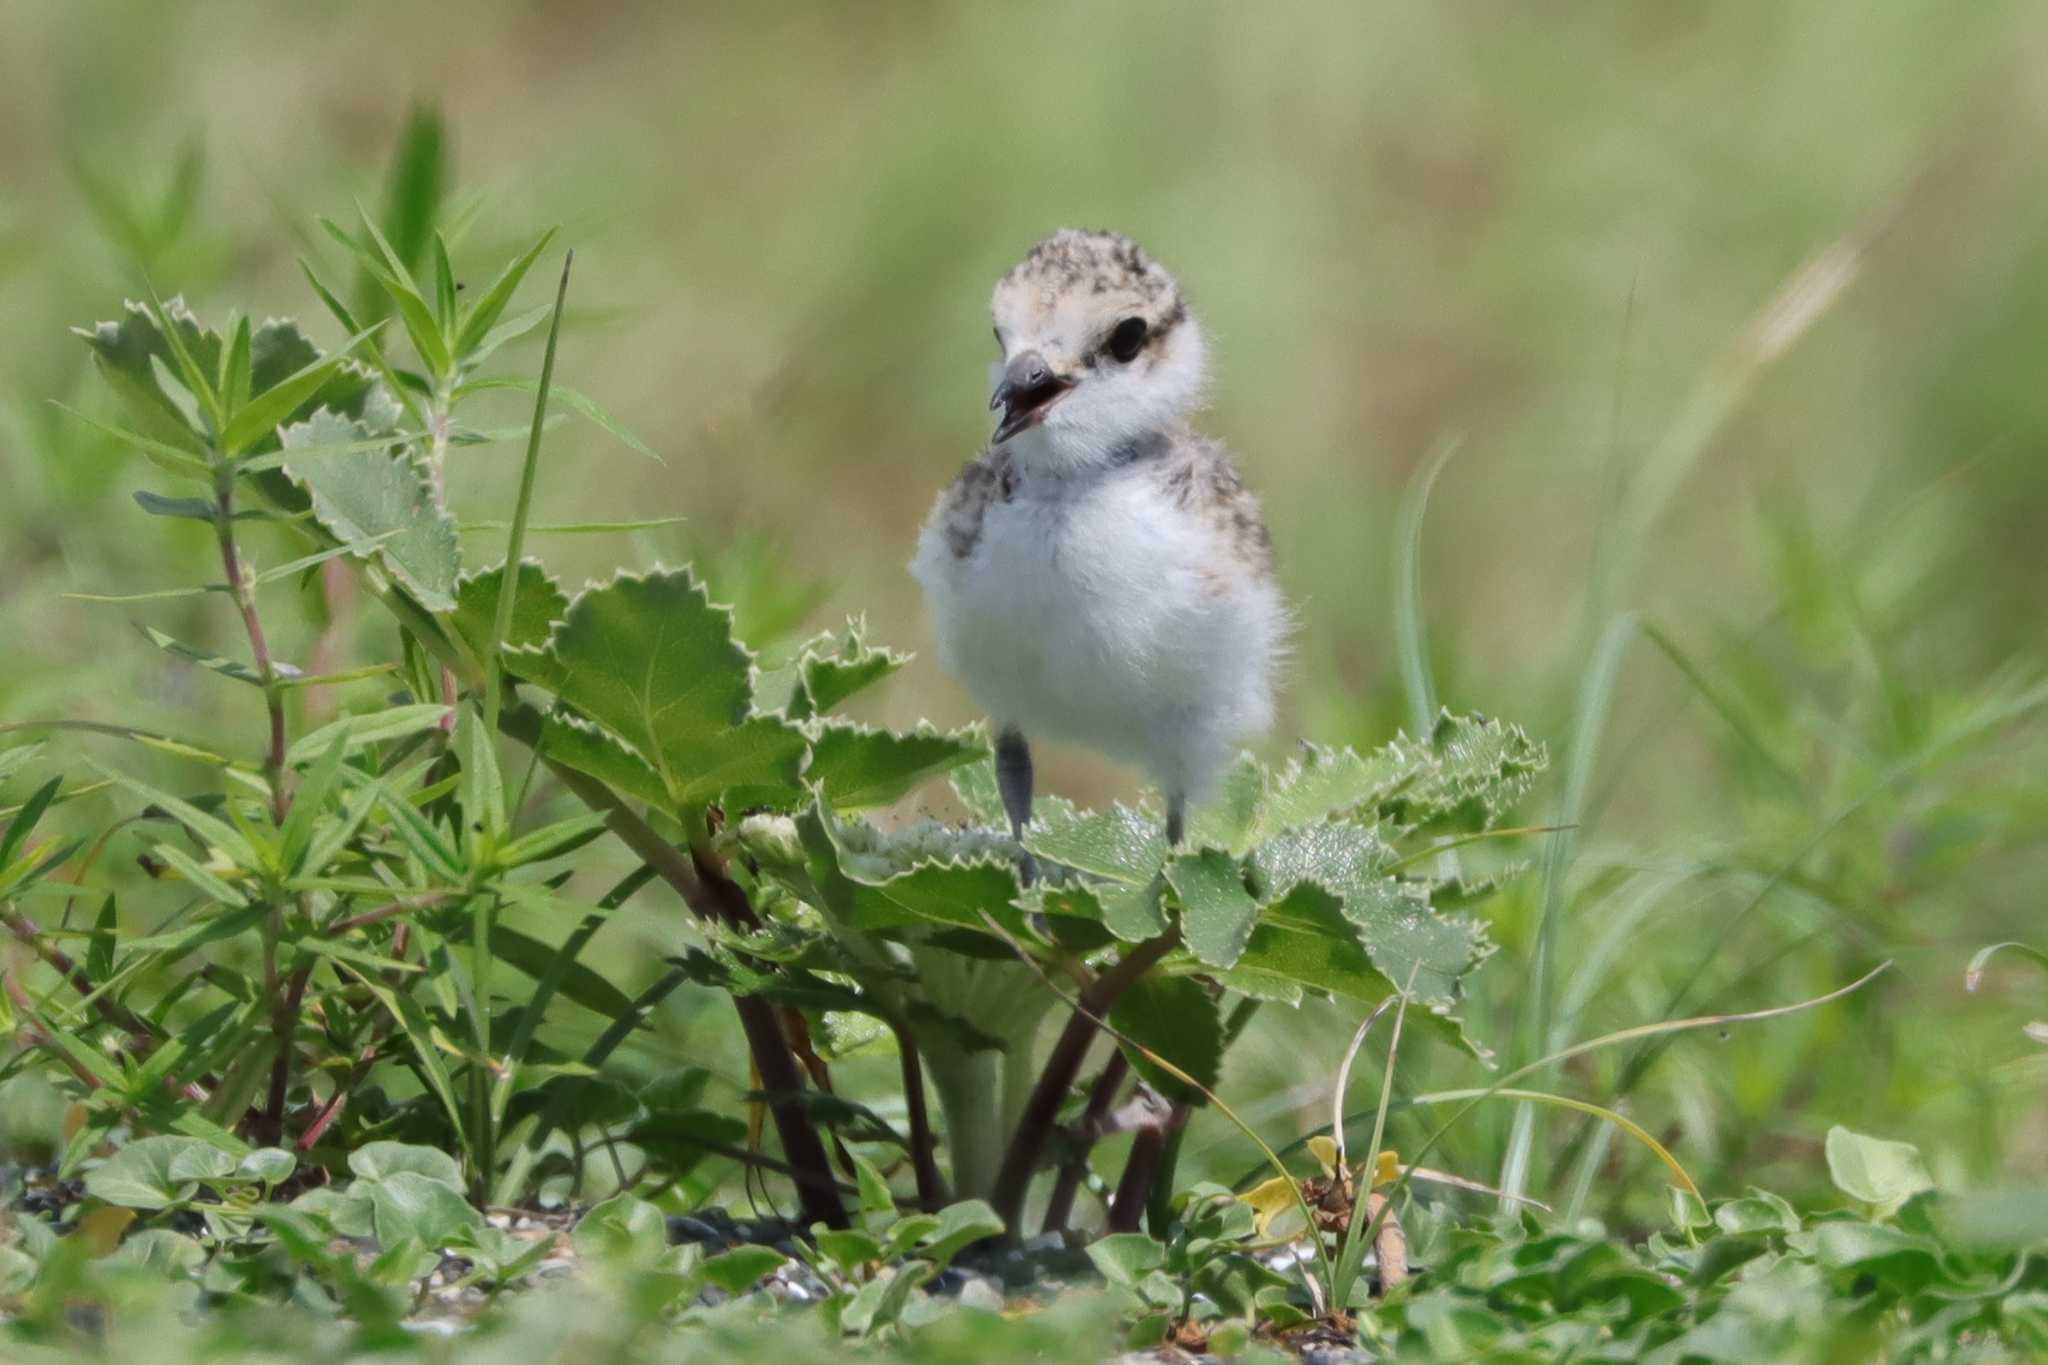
[
  {"xmin": 989, "ymin": 933, "xmax": 1176, "ymax": 1239},
  {"xmin": 495, "ymin": 703, "xmax": 845, "ymax": 1229},
  {"xmin": 1109, "ymin": 1121, "xmax": 1168, "ymax": 1233},
  {"xmin": 258, "ymin": 965, "xmax": 312, "ymax": 1144},
  {"xmin": 1041, "ymin": 1050, "xmax": 1130, "ymax": 1235},
  {"xmin": 892, "ymin": 1021, "xmax": 947, "ymax": 1209}
]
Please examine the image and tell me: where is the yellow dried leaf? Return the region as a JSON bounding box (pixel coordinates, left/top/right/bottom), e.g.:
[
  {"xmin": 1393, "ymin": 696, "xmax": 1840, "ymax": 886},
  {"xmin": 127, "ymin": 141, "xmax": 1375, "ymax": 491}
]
[
  {"xmin": 1238, "ymin": 1173, "xmax": 1302, "ymax": 1237},
  {"xmin": 72, "ymin": 1205, "xmax": 135, "ymax": 1256}
]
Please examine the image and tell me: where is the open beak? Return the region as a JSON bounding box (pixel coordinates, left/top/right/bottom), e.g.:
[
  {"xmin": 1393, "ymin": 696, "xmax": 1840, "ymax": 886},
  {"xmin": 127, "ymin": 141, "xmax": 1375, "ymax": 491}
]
[{"xmin": 990, "ymin": 350, "xmax": 1074, "ymax": 444}]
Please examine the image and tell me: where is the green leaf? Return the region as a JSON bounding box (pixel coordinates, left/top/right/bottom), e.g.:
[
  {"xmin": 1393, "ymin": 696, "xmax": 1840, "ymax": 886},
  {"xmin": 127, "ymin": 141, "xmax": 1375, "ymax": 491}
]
[
  {"xmin": 75, "ymin": 299, "xmax": 220, "ymax": 457},
  {"xmin": 281, "ymin": 410, "xmax": 459, "ymax": 610},
  {"xmin": 1088, "ymin": 1232, "xmax": 1167, "ymax": 1288},
  {"xmin": 454, "ymin": 227, "xmax": 558, "ymax": 358},
  {"xmin": 814, "ymin": 1228, "xmax": 886, "ymax": 1272},
  {"xmin": 493, "ymin": 812, "xmax": 609, "ymax": 869},
  {"xmin": 143, "ymin": 627, "xmax": 263, "ymax": 686},
  {"xmin": 1252, "ymin": 821, "xmax": 1491, "ymax": 1011},
  {"xmin": 1110, "ymin": 974, "xmax": 1223, "ymax": 1106},
  {"xmin": 806, "ymin": 721, "xmax": 984, "ymax": 809},
  {"xmin": 220, "ymin": 331, "xmax": 372, "ymax": 457},
  {"xmin": 130, "ymin": 490, "xmax": 219, "ymax": 522},
  {"xmin": 458, "ymin": 376, "xmax": 659, "ymax": 461},
  {"xmin": 513, "ymin": 569, "xmax": 806, "ymax": 810},
  {"xmin": 920, "ymin": 1199, "xmax": 1004, "ymax": 1268},
  {"xmin": 1825, "ymin": 1126, "xmax": 1935, "ymax": 1215},
  {"xmin": 451, "ymin": 560, "xmax": 569, "ymax": 663},
  {"xmin": 852, "ymin": 1152, "xmax": 896, "ymax": 1218},
  {"xmin": 88, "ymin": 760, "xmax": 255, "ymax": 866},
  {"xmin": 573, "ymin": 1192, "xmax": 668, "ymax": 1266},
  {"xmin": 350, "ymin": 1140, "xmax": 465, "ymax": 1186},
  {"xmin": 1034, "ymin": 875, "xmax": 1170, "ymax": 944},
  {"xmin": 483, "ymin": 923, "xmax": 637, "ymax": 1019},
  {"xmin": 84, "ymin": 1135, "xmax": 237, "ymax": 1209},
  {"xmin": 236, "ymin": 1147, "xmax": 297, "ymax": 1185},
  {"xmin": 1167, "ymin": 848, "xmax": 1261, "ymax": 970},
  {"xmin": 1025, "ymin": 799, "xmax": 1168, "ymax": 885},
  {"xmin": 286, "ymin": 704, "xmax": 453, "ymax": 766},
  {"xmin": 364, "ymin": 1170, "xmax": 480, "ymax": 1249},
  {"xmin": 698, "ymin": 1244, "xmax": 786, "ymax": 1294},
  {"xmin": 794, "ymin": 801, "xmax": 1037, "ymax": 942},
  {"xmin": 112, "ymin": 1228, "xmax": 207, "ymax": 1275}
]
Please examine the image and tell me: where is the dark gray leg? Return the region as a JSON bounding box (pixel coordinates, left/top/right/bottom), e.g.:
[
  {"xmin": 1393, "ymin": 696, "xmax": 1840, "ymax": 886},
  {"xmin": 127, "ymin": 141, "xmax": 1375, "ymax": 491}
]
[
  {"xmin": 1165, "ymin": 792, "xmax": 1186, "ymax": 848},
  {"xmin": 995, "ymin": 726, "xmax": 1040, "ymax": 884}
]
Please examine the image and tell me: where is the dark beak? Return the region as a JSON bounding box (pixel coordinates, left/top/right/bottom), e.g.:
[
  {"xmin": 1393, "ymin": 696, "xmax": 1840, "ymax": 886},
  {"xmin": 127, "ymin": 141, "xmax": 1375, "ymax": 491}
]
[{"xmin": 989, "ymin": 350, "xmax": 1073, "ymax": 444}]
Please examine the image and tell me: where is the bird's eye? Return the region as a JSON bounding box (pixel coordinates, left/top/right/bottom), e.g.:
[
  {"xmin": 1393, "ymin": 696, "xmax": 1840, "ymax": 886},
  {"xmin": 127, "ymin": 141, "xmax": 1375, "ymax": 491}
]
[{"xmin": 1108, "ymin": 317, "xmax": 1148, "ymax": 363}]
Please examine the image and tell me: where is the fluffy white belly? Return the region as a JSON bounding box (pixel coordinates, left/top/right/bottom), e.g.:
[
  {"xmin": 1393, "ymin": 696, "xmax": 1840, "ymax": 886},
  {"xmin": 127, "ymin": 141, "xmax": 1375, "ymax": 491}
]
[{"xmin": 914, "ymin": 468, "xmax": 1280, "ymax": 797}]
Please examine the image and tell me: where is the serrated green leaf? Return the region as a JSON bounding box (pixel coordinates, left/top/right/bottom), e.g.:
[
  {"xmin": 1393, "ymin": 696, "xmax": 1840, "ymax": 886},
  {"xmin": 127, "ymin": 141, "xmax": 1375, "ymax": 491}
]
[
  {"xmin": 514, "ymin": 569, "xmax": 806, "ymax": 810},
  {"xmin": 451, "ymin": 559, "xmax": 569, "ymax": 664},
  {"xmin": 1167, "ymin": 848, "xmax": 1260, "ymax": 970},
  {"xmin": 794, "ymin": 801, "xmax": 1036, "ymax": 942},
  {"xmin": 1034, "ymin": 875, "xmax": 1169, "ymax": 944},
  {"xmin": 1110, "ymin": 973, "xmax": 1222, "ymax": 1106},
  {"xmin": 806, "ymin": 721, "xmax": 983, "ymax": 809},
  {"xmin": 1025, "ymin": 799, "xmax": 1168, "ymax": 885},
  {"xmin": 281, "ymin": 410, "xmax": 459, "ymax": 610},
  {"xmin": 948, "ymin": 757, "xmax": 1008, "ymax": 826}
]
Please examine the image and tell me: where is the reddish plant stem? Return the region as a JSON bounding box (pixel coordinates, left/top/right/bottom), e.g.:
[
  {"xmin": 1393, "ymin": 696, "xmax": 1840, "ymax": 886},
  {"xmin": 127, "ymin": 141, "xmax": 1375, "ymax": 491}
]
[
  {"xmin": 212, "ymin": 479, "xmax": 288, "ymax": 825},
  {"xmin": 2, "ymin": 907, "xmax": 156, "ymax": 1038},
  {"xmin": 259, "ymin": 965, "xmax": 312, "ymax": 1145},
  {"xmin": 1108, "ymin": 1121, "xmax": 1169, "ymax": 1233},
  {"xmin": 498, "ymin": 707, "xmax": 844, "ymax": 1229},
  {"xmin": 890, "ymin": 1020, "xmax": 947, "ymax": 1209},
  {"xmin": 989, "ymin": 933, "xmax": 1176, "ymax": 1240},
  {"xmin": 1041, "ymin": 1049, "xmax": 1130, "ymax": 1235}
]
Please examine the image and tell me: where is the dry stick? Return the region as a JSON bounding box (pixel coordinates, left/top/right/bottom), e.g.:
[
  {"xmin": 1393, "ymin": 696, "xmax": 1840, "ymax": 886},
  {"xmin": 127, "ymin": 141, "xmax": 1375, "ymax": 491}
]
[
  {"xmin": 1041, "ymin": 1050, "xmax": 1130, "ymax": 1235},
  {"xmin": 989, "ymin": 933, "xmax": 1177, "ymax": 1239}
]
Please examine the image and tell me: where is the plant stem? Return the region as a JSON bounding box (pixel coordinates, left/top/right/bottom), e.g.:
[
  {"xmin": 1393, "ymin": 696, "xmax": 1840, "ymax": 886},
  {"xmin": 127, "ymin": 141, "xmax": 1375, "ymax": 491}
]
[
  {"xmin": 1041, "ymin": 1050, "xmax": 1129, "ymax": 1235},
  {"xmin": 1108, "ymin": 1118, "xmax": 1171, "ymax": 1234},
  {"xmin": 214, "ymin": 473, "xmax": 300, "ymax": 1144},
  {"xmin": 491, "ymin": 704, "xmax": 845, "ymax": 1228},
  {"xmin": 212, "ymin": 477, "xmax": 288, "ymax": 823},
  {"xmin": 989, "ymin": 933, "xmax": 1176, "ymax": 1239},
  {"xmin": 889, "ymin": 1021, "xmax": 947, "ymax": 1209}
]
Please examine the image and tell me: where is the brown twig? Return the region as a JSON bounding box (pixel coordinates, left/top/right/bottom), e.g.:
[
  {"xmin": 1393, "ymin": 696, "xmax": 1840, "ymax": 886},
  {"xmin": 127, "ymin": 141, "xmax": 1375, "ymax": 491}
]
[
  {"xmin": 989, "ymin": 933, "xmax": 1176, "ymax": 1239},
  {"xmin": 1041, "ymin": 1049, "xmax": 1129, "ymax": 1235}
]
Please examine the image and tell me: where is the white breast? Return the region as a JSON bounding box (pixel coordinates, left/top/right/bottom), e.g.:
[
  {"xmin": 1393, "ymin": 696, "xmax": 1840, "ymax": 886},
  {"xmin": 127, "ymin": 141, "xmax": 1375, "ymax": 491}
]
[{"xmin": 911, "ymin": 459, "xmax": 1284, "ymax": 801}]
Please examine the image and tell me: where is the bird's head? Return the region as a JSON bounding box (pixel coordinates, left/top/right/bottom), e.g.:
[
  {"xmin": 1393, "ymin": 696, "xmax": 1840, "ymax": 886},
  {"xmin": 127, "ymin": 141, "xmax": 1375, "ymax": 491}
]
[{"xmin": 986, "ymin": 228, "xmax": 1208, "ymax": 467}]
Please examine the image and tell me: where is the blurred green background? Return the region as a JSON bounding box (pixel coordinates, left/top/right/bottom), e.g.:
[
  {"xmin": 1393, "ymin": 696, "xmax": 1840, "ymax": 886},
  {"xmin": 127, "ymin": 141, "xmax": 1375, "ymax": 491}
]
[{"xmin": 5, "ymin": 1, "xmax": 2048, "ymax": 1226}]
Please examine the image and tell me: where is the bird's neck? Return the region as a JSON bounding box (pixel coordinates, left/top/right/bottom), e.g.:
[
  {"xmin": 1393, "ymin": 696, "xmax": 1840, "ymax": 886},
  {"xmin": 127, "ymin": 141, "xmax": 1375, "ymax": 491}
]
[{"xmin": 1005, "ymin": 422, "xmax": 1176, "ymax": 473}]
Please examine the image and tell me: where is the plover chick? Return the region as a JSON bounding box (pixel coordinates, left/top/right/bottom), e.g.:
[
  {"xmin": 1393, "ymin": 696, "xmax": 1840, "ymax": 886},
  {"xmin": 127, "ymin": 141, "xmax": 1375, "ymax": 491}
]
[{"xmin": 911, "ymin": 228, "xmax": 1288, "ymax": 871}]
